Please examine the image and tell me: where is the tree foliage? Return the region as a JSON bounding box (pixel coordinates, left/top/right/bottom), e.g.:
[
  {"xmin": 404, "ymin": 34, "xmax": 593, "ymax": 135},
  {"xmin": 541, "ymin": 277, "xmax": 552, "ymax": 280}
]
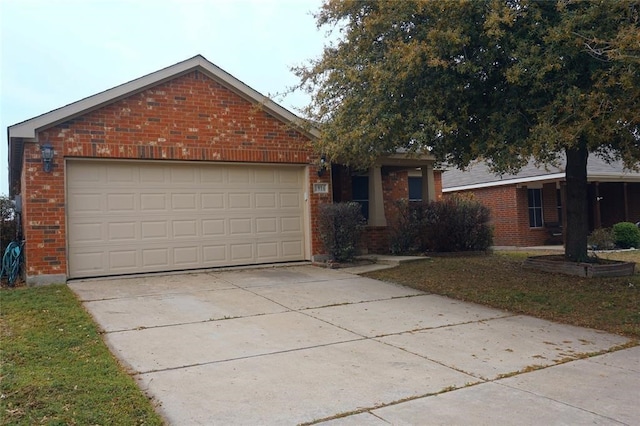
[{"xmin": 295, "ymin": 0, "xmax": 640, "ymax": 261}]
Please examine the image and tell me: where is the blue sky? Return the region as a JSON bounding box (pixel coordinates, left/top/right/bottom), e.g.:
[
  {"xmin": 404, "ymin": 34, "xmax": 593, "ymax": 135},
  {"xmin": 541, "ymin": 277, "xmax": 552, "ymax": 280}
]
[{"xmin": 1, "ymin": 0, "xmax": 329, "ymax": 196}]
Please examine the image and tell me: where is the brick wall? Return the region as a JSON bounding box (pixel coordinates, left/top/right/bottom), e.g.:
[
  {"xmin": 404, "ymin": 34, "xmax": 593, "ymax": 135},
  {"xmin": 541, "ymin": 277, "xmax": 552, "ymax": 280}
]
[
  {"xmin": 21, "ymin": 70, "xmax": 327, "ymax": 279},
  {"xmin": 451, "ymin": 185, "xmax": 550, "ymax": 247},
  {"xmin": 382, "ymin": 169, "xmax": 409, "ymax": 223},
  {"xmin": 434, "ymin": 171, "xmax": 443, "ymax": 200},
  {"xmin": 361, "ymin": 226, "xmax": 390, "ymax": 254},
  {"xmin": 542, "ymin": 183, "xmax": 559, "ymax": 224}
]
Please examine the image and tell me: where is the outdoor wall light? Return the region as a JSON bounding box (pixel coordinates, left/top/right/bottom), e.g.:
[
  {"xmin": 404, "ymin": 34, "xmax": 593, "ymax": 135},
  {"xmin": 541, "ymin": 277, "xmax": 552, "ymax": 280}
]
[
  {"xmin": 41, "ymin": 143, "xmax": 54, "ymax": 173},
  {"xmin": 317, "ymin": 154, "xmax": 327, "ymax": 177}
]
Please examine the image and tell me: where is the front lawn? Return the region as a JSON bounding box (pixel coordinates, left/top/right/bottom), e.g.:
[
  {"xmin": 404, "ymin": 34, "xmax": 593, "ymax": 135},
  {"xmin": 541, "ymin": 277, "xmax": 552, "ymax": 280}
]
[
  {"xmin": 365, "ymin": 250, "xmax": 640, "ymax": 339},
  {"xmin": 0, "ymin": 285, "xmax": 163, "ymax": 425}
]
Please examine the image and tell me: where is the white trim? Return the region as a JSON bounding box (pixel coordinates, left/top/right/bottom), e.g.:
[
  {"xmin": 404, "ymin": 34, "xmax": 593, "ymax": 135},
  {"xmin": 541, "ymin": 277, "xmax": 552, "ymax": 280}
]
[
  {"xmin": 443, "ymin": 173, "xmax": 566, "ymax": 192},
  {"xmin": 443, "ymin": 170, "xmax": 640, "ymax": 192},
  {"xmin": 8, "ymin": 55, "xmax": 319, "ymax": 140}
]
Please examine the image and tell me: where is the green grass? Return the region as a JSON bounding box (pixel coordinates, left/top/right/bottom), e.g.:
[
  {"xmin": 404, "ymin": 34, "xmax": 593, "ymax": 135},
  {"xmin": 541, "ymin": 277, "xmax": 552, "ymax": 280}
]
[
  {"xmin": 365, "ymin": 250, "xmax": 640, "ymax": 339},
  {"xmin": 0, "ymin": 284, "xmax": 163, "ymax": 425}
]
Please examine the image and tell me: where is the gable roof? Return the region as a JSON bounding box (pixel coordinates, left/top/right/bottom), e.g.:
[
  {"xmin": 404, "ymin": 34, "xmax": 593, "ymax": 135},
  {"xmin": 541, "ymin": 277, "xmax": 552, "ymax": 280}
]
[
  {"xmin": 7, "ymin": 55, "xmax": 319, "ymax": 195},
  {"xmin": 442, "ymin": 156, "xmax": 640, "ymax": 192}
]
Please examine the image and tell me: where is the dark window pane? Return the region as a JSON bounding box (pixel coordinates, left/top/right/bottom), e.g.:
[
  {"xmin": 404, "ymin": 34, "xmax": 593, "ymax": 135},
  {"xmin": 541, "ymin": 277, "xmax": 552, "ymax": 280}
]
[
  {"xmin": 408, "ymin": 177, "xmax": 422, "ymax": 201},
  {"xmin": 535, "ymin": 209, "xmax": 542, "ymax": 227},
  {"xmin": 528, "ymin": 188, "xmax": 543, "ymax": 227},
  {"xmin": 352, "ymin": 176, "xmax": 369, "ymax": 200}
]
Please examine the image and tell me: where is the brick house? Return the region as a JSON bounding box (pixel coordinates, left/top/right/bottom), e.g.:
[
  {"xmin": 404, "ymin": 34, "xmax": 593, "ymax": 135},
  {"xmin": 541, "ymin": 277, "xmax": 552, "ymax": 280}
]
[
  {"xmin": 442, "ymin": 158, "xmax": 640, "ymax": 247},
  {"xmin": 7, "ymin": 55, "xmax": 439, "ymax": 285}
]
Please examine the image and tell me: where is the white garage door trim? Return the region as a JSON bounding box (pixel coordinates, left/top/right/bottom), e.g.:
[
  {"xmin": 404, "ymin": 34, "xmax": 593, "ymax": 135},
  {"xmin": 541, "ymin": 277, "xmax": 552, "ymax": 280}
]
[{"xmin": 66, "ymin": 159, "xmax": 309, "ymax": 278}]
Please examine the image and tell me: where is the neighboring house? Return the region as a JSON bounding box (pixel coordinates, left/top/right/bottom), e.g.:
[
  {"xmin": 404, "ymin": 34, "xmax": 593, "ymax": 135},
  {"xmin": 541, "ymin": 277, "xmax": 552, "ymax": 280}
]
[
  {"xmin": 442, "ymin": 157, "xmax": 640, "ymax": 247},
  {"xmin": 7, "ymin": 55, "xmax": 440, "ymax": 285}
]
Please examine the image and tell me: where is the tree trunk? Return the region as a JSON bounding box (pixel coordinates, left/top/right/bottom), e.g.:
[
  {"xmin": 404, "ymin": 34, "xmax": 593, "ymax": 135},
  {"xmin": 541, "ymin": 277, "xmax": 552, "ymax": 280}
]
[{"xmin": 564, "ymin": 143, "xmax": 589, "ymax": 262}]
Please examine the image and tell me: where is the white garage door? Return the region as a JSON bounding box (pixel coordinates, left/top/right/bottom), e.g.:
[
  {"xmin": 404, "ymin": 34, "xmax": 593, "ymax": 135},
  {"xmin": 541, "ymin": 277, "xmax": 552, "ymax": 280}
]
[{"xmin": 66, "ymin": 161, "xmax": 307, "ymax": 278}]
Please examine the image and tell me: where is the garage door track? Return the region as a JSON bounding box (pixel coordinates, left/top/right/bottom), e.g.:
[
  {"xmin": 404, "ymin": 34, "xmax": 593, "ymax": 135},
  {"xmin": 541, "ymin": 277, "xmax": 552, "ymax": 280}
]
[{"xmin": 69, "ymin": 266, "xmax": 639, "ymax": 425}]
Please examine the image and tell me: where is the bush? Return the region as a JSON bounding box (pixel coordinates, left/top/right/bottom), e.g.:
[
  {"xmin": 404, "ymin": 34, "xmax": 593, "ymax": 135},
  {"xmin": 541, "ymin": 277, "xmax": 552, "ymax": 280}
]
[
  {"xmin": 1, "ymin": 195, "xmax": 18, "ymax": 255},
  {"xmin": 422, "ymin": 195, "xmax": 493, "ymax": 252},
  {"xmin": 587, "ymin": 227, "xmax": 616, "ymax": 250},
  {"xmin": 388, "ymin": 200, "xmax": 426, "ymax": 254},
  {"xmin": 612, "ymin": 222, "xmax": 640, "ymax": 249},
  {"xmin": 388, "ymin": 195, "xmax": 493, "ymax": 253},
  {"xmin": 318, "ymin": 202, "xmax": 365, "ymax": 262}
]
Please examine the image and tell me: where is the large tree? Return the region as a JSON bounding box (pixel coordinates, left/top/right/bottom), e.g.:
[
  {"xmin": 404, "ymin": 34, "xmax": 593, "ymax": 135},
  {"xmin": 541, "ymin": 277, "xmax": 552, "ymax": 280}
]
[{"xmin": 295, "ymin": 0, "xmax": 640, "ymax": 261}]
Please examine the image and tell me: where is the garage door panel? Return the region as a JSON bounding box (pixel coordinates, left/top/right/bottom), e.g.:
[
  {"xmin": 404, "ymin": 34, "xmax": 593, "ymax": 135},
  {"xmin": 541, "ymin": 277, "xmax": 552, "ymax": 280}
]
[
  {"xmin": 202, "ymin": 219, "xmax": 225, "ymax": 236},
  {"xmin": 280, "ymin": 193, "xmax": 301, "ymax": 208},
  {"xmin": 139, "ymin": 167, "xmax": 166, "ymax": 183},
  {"xmin": 173, "ymin": 220, "xmax": 198, "ymax": 238},
  {"xmin": 142, "ymin": 248, "xmax": 169, "ymax": 267},
  {"xmin": 70, "ymin": 222, "xmax": 103, "ymax": 243},
  {"xmin": 71, "ymin": 251, "xmax": 105, "ymax": 274},
  {"xmin": 203, "ymin": 245, "xmax": 227, "ymax": 262},
  {"xmin": 110, "ymin": 250, "xmax": 138, "ymax": 270},
  {"xmin": 67, "ymin": 161, "xmax": 307, "ymax": 278},
  {"xmin": 256, "ymin": 217, "xmax": 277, "ymax": 233},
  {"xmin": 171, "ymin": 167, "xmax": 197, "ymax": 183},
  {"xmin": 172, "ymin": 193, "xmax": 197, "ymax": 210},
  {"xmin": 281, "ymin": 217, "xmax": 302, "ymax": 233},
  {"xmin": 282, "ymin": 240, "xmax": 304, "ymax": 257},
  {"xmin": 228, "ymin": 168, "xmax": 252, "ymax": 183},
  {"xmin": 69, "ymin": 193, "xmax": 103, "ymax": 213},
  {"xmin": 229, "ymin": 218, "xmax": 252, "ymax": 235},
  {"xmin": 108, "ymin": 222, "xmax": 137, "ymax": 241},
  {"xmin": 140, "ymin": 193, "xmax": 167, "ymax": 211},
  {"xmin": 255, "ymin": 169, "xmax": 276, "ymax": 184},
  {"xmin": 279, "ymin": 169, "xmax": 301, "ymax": 184},
  {"xmin": 231, "ymin": 243, "xmax": 253, "ymax": 261},
  {"xmin": 107, "ymin": 165, "xmax": 134, "ymax": 183},
  {"xmin": 257, "ymin": 242, "xmax": 278, "ymax": 259},
  {"xmin": 107, "ymin": 193, "xmax": 135, "ymax": 212},
  {"xmin": 201, "ymin": 168, "xmax": 224, "ymax": 183},
  {"xmin": 228, "ymin": 193, "xmax": 251, "ymax": 209},
  {"xmin": 255, "ymin": 193, "xmax": 277, "ymax": 208},
  {"xmin": 173, "ymin": 246, "xmax": 199, "ymax": 265},
  {"xmin": 201, "ymin": 193, "xmax": 224, "ymax": 209}
]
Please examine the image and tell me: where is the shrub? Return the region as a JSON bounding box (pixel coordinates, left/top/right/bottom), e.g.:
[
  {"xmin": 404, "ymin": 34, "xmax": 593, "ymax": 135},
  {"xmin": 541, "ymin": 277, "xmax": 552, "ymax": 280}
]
[
  {"xmin": 318, "ymin": 202, "xmax": 365, "ymax": 262},
  {"xmin": 587, "ymin": 227, "xmax": 616, "ymax": 250},
  {"xmin": 388, "ymin": 195, "xmax": 493, "ymax": 253},
  {"xmin": 422, "ymin": 195, "xmax": 493, "ymax": 252},
  {"xmin": 388, "ymin": 199, "xmax": 426, "ymax": 254},
  {"xmin": 1, "ymin": 195, "xmax": 18, "ymax": 255},
  {"xmin": 612, "ymin": 222, "xmax": 640, "ymax": 249}
]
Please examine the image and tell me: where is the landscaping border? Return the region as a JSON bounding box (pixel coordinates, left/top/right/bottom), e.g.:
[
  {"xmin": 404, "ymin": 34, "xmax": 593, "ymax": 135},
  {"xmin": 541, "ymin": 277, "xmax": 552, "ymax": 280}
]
[{"xmin": 523, "ymin": 255, "xmax": 636, "ymax": 278}]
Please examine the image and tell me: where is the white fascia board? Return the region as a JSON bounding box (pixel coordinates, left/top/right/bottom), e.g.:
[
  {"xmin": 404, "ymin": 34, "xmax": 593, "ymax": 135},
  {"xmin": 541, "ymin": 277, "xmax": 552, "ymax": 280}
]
[
  {"xmin": 8, "ymin": 55, "xmax": 319, "ymax": 140},
  {"xmin": 443, "ymin": 173, "xmax": 566, "ymax": 192},
  {"xmin": 588, "ymin": 174, "xmax": 640, "ymax": 182}
]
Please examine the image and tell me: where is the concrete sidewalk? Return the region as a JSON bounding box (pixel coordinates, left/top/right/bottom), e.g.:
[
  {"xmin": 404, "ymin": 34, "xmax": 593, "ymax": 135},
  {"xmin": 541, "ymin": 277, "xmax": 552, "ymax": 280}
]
[{"xmin": 69, "ymin": 266, "xmax": 638, "ymax": 425}]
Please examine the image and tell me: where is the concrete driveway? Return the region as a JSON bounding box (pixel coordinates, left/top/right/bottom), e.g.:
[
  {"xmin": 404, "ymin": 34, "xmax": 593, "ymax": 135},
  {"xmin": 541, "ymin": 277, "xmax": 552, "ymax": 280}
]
[{"xmin": 69, "ymin": 265, "xmax": 638, "ymax": 425}]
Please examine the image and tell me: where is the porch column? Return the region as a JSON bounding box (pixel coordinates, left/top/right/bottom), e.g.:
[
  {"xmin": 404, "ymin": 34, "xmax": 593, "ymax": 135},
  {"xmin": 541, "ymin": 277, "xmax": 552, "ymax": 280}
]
[
  {"xmin": 594, "ymin": 182, "xmax": 602, "ymax": 229},
  {"xmin": 421, "ymin": 163, "xmax": 436, "ymax": 202},
  {"xmin": 368, "ymin": 165, "xmax": 386, "ymax": 226}
]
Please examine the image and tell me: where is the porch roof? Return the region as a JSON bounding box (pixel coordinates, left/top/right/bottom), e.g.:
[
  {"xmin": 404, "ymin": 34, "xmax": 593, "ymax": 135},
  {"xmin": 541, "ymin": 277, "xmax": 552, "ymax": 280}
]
[{"xmin": 443, "ymin": 156, "xmax": 640, "ymax": 193}]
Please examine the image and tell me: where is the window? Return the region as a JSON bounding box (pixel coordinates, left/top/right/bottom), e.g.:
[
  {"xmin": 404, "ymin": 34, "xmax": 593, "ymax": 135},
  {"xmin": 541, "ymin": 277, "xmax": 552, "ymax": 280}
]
[
  {"xmin": 528, "ymin": 188, "xmax": 543, "ymax": 228},
  {"xmin": 408, "ymin": 177, "xmax": 422, "ymax": 201},
  {"xmin": 351, "ymin": 176, "xmax": 369, "ymax": 220}
]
